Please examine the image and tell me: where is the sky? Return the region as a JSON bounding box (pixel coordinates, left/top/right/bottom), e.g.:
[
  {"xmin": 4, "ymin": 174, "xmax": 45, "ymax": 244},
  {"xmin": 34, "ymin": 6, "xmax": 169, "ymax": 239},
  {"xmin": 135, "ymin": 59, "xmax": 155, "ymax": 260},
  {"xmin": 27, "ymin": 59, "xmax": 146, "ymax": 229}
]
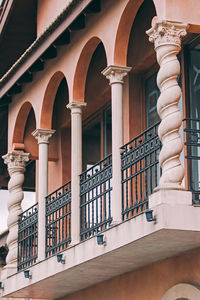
[{"xmin": 0, "ymin": 190, "xmax": 35, "ymax": 233}]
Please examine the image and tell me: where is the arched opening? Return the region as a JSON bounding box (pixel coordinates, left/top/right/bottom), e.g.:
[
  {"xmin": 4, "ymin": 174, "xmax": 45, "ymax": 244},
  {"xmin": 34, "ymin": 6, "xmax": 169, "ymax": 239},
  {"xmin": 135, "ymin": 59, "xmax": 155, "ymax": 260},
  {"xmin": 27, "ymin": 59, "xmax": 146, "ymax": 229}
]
[
  {"xmin": 40, "ymin": 71, "xmax": 65, "ymax": 129},
  {"xmin": 48, "ymin": 77, "xmax": 70, "ymax": 193},
  {"xmin": 121, "ymin": 0, "xmax": 159, "ymax": 221},
  {"xmin": 73, "ymin": 37, "xmax": 102, "ymax": 102},
  {"xmin": 127, "ymin": 0, "xmax": 157, "ymax": 140},
  {"xmin": 80, "ymin": 40, "xmax": 112, "ymax": 241},
  {"xmin": 114, "ymin": 0, "xmax": 144, "ymax": 66},
  {"xmin": 82, "ymin": 41, "xmax": 110, "ymax": 170},
  {"xmin": 12, "ymin": 101, "xmax": 33, "ymax": 146},
  {"xmin": 12, "ymin": 102, "xmax": 37, "ymax": 210}
]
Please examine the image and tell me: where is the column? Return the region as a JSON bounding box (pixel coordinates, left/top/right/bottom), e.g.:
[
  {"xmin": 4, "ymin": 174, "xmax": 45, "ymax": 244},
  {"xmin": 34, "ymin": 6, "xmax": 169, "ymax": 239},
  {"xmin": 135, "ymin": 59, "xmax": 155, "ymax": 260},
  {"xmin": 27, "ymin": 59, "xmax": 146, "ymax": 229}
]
[
  {"xmin": 102, "ymin": 65, "xmax": 131, "ymax": 223},
  {"xmin": 146, "ymin": 20, "xmax": 188, "ymax": 190},
  {"xmin": 67, "ymin": 101, "xmax": 86, "ymax": 244},
  {"xmin": 2, "ymin": 152, "xmax": 29, "ymax": 272},
  {"xmin": 32, "ymin": 129, "xmax": 55, "ymax": 261}
]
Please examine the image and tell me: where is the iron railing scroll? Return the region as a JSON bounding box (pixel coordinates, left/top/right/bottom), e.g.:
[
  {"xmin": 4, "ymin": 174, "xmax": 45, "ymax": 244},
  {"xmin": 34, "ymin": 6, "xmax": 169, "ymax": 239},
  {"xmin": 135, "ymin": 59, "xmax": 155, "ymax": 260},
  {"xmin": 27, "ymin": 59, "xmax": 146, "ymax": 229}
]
[
  {"xmin": 46, "ymin": 181, "xmax": 71, "ymax": 257},
  {"xmin": 121, "ymin": 122, "xmax": 161, "ymax": 221},
  {"xmin": 80, "ymin": 155, "xmax": 112, "ymax": 241},
  {"xmin": 17, "ymin": 203, "xmax": 38, "ymax": 271}
]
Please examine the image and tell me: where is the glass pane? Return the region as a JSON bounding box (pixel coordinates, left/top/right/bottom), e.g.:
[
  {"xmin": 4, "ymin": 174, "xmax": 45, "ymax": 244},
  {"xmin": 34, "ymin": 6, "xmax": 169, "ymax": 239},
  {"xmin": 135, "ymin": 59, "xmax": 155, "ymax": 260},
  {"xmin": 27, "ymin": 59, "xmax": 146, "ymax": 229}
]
[
  {"xmin": 82, "ymin": 119, "xmax": 101, "ymax": 171},
  {"xmin": 188, "ymin": 47, "xmax": 200, "ymax": 195},
  {"xmin": 145, "ymin": 73, "xmax": 160, "ymax": 127},
  {"xmin": 189, "ymin": 49, "xmax": 200, "ymax": 119}
]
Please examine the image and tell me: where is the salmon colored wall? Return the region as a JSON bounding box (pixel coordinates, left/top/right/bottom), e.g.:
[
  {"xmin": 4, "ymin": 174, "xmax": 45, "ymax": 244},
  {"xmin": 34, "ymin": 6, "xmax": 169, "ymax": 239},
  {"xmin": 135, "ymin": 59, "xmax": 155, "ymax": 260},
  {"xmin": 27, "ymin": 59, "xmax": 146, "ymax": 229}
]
[
  {"xmin": 7, "ymin": 0, "xmax": 200, "ymax": 192},
  {"xmin": 153, "ymin": 0, "xmax": 200, "ymax": 32},
  {"xmin": 37, "ymin": 0, "xmax": 72, "ymax": 36},
  {"xmin": 60, "ymin": 248, "xmax": 200, "ymax": 300}
]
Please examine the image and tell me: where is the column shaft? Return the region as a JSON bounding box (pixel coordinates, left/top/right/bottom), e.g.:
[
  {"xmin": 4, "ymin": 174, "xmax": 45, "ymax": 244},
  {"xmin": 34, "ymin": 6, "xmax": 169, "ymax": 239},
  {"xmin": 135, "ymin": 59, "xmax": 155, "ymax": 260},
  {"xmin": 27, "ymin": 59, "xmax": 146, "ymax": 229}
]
[
  {"xmin": 102, "ymin": 65, "xmax": 131, "ymax": 223},
  {"xmin": 32, "ymin": 129, "xmax": 55, "ymax": 261},
  {"xmin": 67, "ymin": 102, "xmax": 86, "ymax": 244}
]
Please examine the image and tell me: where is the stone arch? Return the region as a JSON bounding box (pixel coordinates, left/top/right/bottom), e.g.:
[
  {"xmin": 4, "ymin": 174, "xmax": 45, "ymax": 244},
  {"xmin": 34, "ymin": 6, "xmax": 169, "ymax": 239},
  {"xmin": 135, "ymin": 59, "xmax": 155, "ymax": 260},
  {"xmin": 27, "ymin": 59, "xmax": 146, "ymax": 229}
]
[
  {"xmin": 12, "ymin": 101, "xmax": 36, "ymax": 146},
  {"xmin": 73, "ymin": 36, "xmax": 107, "ymax": 102},
  {"xmin": 40, "ymin": 71, "xmax": 66, "ymax": 129},
  {"xmin": 114, "ymin": 0, "xmax": 157, "ymax": 66},
  {"xmin": 162, "ymin": 283, "xmax": 200, "ymax": 300}
]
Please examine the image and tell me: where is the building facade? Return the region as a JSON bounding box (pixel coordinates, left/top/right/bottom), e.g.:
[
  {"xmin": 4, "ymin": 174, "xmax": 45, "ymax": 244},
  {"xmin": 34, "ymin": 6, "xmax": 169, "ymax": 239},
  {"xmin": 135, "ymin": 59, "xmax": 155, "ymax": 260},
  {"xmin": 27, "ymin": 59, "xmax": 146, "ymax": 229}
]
[{"xmin": 0, "ymin": 0, "xmax": 200, "ymax": 299}]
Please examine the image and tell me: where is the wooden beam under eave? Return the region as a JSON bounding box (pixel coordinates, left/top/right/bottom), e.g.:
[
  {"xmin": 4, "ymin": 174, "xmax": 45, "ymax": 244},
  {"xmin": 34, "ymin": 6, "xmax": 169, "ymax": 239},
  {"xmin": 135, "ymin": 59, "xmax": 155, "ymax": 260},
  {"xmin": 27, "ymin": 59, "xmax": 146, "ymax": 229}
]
[
  {"xmin": 7, "ymin": 83, "xmax": 22, "ymax": 95},
  {"xmin": 29, "ymin": 58, "xmax": 44, "ymax": 72},
  {"xmin": 18, "ymin": 71, "xmax": 33, "ymax": 84},
  {"xmin": 0, "ymin": 95, "xmax": 12, "ymax": 107},
  {"xmin": 55, "ymin": 30, "xmax": 70, "ymax": 46},
  {"xmin": 69, "ymin": 14, "xmax": 85, "ymax": 31},
  {"xmin": 42, "ymin": 44, "xmax": 57, "ymax": 60},
  {"xmin": 84, "ymin": 0, "xmax": 101, "ymax": 15}
]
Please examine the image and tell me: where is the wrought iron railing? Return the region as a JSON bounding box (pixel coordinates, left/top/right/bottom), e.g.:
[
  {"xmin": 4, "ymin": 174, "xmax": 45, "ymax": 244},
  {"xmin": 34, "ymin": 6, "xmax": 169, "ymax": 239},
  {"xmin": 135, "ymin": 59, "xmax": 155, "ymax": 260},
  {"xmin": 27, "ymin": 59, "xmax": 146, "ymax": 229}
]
[
  {"xmin": 121, "ymin": 122, "xmax": 161, "ymax": 221},
  {"xmin": 18, "ymin": 203, "xmax": 38, "ymax": 271},
  {"xmin": 46, "ymin": 181, "xmax": 71, "ymax": 257},
  {"xmin": 80, "ymin": 155, "xmax": 112, "ymax": 241},
  {"xmin": 184, "ymin": 118, "xmax": 200, "ymax": 204}
]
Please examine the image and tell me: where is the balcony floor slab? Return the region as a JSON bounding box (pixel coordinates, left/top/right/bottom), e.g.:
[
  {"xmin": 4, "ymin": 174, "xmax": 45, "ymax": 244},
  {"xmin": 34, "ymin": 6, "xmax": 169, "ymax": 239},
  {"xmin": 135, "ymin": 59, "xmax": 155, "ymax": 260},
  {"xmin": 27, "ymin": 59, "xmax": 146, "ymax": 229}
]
[{"xmin": 2, "ymin": 190, "xmax": 200, "ymax": 299}]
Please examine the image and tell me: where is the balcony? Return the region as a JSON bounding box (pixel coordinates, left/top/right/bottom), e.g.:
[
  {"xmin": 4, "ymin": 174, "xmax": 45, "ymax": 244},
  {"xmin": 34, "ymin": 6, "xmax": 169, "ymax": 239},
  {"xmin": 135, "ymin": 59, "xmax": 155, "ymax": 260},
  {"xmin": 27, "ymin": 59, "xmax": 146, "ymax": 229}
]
[{"xmin": 2, "ymin": 119, "xmax": 200, "ymax": 299}]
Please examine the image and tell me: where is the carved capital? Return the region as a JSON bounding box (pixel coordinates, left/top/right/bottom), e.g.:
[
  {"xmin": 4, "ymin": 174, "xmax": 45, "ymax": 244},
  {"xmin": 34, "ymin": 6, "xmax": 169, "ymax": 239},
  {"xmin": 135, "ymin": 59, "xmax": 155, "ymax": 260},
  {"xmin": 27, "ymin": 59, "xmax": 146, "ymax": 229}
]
[
  {"xmin": 102, "ymin": 65, "xmax": 131, "ymax": 85},
  {"xmin": 2, "ymin": 152, "xmax": 30, "ymax": 174},
  {"xmin": 146, "ymin": 20, "xmax": 188, "ymax": 49},
  {"xmin": 67, "ymin": 101, "xmax": 87, "ymax": 114},
  {"xmin": 32, "ymin": 128, "xmax": 55, "ymax": 144}
]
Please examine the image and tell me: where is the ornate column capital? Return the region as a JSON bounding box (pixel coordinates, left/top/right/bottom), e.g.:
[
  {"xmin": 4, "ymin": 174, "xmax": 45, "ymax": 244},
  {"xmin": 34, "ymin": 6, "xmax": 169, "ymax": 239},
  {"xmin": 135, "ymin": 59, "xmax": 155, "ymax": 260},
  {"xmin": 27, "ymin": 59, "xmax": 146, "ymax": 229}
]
[
  {"xmin": 67, "ymin": 101, "xmax": 87, "ymax": 114},
  {"xmin": 146, "ymin": 20, "xmax": 188, "ymax": 49},
  {"xmin": 102, "ymin": 65, "xmax": 132, "ymax": 85},
  {"xmin": 32, "ymin": 128, "xmax": 55, "ymax": 144},
  {"xmin": 2, "ymin": 152, "xmax": 30, "ymax": 174}
]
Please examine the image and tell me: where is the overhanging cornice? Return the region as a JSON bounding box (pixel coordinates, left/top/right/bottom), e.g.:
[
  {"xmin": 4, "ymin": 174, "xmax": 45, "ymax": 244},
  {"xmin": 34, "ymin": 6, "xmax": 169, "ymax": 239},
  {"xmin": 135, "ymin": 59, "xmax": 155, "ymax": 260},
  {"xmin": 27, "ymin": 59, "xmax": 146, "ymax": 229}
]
[{"xmin": 0, "ymin": 0, "xmax": 95, "ymax": 100}]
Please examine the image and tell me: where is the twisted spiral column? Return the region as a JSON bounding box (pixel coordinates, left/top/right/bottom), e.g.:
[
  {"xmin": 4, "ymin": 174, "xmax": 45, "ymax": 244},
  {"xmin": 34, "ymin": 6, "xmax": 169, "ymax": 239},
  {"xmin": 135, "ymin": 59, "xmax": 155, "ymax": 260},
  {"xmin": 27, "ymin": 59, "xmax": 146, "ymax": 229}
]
[
  {"xmin": 2, "ymin": 152, "xmax": 30, "ymax": 268},
  {"xmin": 146, "ymin": 21, "xmax": 188, "ymax": 189}
]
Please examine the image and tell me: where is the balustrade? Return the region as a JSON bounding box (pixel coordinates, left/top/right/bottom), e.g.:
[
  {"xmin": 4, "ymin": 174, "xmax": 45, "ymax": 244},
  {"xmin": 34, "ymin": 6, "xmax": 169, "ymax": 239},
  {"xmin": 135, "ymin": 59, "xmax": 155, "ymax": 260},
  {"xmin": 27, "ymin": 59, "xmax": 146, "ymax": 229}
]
[
  {"xmin": 17, "ymin": 203, "xmax": 38, "ymax": 271},
  {"xmin": 45, "ymin": 181, "xmax": 71, "ymax": 257},
  {"xmin": 121, "ymin": 122, "xmax": 161, "ymax": 221},
  {"xmin": 80, "ymin": 155, "xmax": 112, "ymax": 241}
]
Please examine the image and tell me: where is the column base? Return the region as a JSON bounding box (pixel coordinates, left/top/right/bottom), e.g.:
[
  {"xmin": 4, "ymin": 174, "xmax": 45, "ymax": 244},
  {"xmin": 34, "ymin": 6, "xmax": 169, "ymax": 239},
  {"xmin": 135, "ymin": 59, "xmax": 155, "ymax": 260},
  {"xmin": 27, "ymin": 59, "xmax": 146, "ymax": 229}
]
[
  {"xmin": 149, "ymin": 189, "xmax": 192, "ymax": 209},
  {"xmin": 154, "ymin": 183, "xmax": 185, "ymax": 192}
]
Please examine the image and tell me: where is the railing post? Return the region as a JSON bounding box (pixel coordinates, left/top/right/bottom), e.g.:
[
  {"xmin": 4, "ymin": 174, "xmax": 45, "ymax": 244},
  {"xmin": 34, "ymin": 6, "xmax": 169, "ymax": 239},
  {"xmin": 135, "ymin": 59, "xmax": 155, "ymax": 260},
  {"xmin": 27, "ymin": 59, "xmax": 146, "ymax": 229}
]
[
  {"xmin": 102, "ymin": 65, "xmax": 131, "ymax": 223},
  {"xmin": 32, "ymin": 129, "xmax": 55, "ymax": 261},
  {"xmin": 67, "ymin": 101, "xmax": 86, "ymax": 245},
  {"xmin": 2, "ymin": 152, "xmax": 29, "ymax": 275},
  {"xmin": 146, "ymin": 20, "xmax": 188, "ymax": 190}
]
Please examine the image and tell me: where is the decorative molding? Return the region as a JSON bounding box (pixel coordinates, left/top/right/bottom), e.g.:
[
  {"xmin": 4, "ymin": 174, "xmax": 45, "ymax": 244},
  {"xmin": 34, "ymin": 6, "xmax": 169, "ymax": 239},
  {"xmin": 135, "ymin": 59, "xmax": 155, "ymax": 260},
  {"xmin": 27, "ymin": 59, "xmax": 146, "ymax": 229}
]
[
  {"xmin": 67, "ymin": 101, "xmax": 87, "ymax": 114},
  {"xmin": 32, "ymin": 128, "xmax": 55, "ymax": 144},
  {"xmin": 146, "ymin": 20, "xmax": 188, "ymax": 49},
  {"xmin": 102, "ymin": 65, "xmax": 131, "ymax": 85},
  {"xmin": 2, "ymin": 152, "xmax": 30, "ymax": 175}
]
